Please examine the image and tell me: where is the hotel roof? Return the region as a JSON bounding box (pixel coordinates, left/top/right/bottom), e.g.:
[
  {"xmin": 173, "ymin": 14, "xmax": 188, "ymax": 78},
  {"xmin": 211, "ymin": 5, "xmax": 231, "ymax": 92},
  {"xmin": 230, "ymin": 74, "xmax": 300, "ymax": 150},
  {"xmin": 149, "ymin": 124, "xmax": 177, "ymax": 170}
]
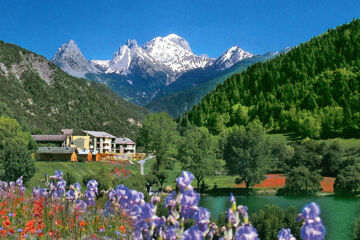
[
  {"xmin": 82, "ymin": 130, "xmax": 116, "ymax": 138},
  {"xmin": 32, "ymin": 135, "xmax": 65, "ymax": 142},
  {"xmin": 115, "ymin": 137, "xmax": 135, "ymax": 145},
  {"xmin": 38, "ymin": 147, "xmax": 77, "ymax": 154}
]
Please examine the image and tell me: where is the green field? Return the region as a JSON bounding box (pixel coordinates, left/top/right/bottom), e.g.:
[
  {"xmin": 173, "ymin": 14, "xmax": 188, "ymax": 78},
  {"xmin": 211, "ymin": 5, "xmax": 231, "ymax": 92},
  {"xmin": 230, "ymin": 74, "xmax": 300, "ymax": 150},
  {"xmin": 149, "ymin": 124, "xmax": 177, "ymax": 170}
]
[{"xmin": 28, "ymin": 161, "xmax": 142, "ymax": 191}]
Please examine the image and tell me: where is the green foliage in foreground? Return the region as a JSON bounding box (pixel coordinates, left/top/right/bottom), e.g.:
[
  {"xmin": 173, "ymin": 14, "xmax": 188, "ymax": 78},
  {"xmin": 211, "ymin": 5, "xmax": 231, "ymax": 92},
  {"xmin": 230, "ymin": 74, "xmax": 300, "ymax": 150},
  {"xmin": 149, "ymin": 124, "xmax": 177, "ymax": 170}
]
[
  {"xmin": 251, "ymin": 205, "xmax": 302, "ymax": 240},
  {"xmin": 0, "ymin": 41, "xmax": 148, "ymax": 138},
  {"xmin": 354, "ymin": 216, "xmax": 360, "ymax": 240},
  {"xmin": 182, "ymin": 19, "xmax": 360, "ymax": 138},
  {"xmin": 0, "ymin": 116, "xmax": 35, "ymax": 183}
]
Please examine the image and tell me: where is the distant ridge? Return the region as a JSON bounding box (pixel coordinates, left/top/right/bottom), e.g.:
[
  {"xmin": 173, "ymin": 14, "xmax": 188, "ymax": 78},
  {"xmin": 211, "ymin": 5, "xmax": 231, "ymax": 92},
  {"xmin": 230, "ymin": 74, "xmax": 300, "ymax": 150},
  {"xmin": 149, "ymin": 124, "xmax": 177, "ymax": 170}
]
[{"xmin": 0, "ymin": 41, "xmax": 148, "ymax": 138}]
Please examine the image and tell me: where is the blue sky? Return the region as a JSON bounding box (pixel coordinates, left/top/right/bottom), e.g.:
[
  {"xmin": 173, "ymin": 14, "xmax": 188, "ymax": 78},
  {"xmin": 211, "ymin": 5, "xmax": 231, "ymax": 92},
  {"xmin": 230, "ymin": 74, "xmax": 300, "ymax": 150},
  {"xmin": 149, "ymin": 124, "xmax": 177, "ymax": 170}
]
[{"xmin": 1, "ymin": 0, "xmax": 359, "ymax": 60}]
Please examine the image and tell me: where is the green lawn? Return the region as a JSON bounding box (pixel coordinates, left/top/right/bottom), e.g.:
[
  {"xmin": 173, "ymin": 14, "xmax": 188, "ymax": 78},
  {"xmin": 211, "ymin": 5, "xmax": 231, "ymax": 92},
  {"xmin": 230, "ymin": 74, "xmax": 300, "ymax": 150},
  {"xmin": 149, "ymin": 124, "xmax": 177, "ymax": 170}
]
[{"xmin": 28, "ymin": 161, "xmax": 142, "ymax": 190}]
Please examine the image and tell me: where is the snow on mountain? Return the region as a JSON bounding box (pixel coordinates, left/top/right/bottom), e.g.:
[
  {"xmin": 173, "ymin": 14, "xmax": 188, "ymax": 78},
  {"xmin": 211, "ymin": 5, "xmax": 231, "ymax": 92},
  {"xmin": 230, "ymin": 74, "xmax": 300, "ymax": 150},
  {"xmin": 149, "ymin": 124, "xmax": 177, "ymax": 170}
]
[
  {"xmin": 213, "ymin": 46, "xmax": 254, "ymax": 70},
  {"xmin": 141, "ymin": 34, "xmax": 213, "ymax": 73},
  {"xmin": 51, "ymin": 36, "xmax": 254, "ymax": 84},
  {"xmin": 91, "ymin": 59, "xmax": 110, "ymax": 72},
  {"xmin": 50, "ymin": 40, "xmax": 100, "ymax": 78}
]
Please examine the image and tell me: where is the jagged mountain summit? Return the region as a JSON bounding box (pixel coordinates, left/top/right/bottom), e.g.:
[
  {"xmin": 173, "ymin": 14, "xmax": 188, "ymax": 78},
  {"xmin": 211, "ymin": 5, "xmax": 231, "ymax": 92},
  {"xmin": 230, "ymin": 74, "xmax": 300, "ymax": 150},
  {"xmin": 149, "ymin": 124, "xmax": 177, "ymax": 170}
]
[
  {"xmin": 52, "ymin": 34, "xmax": 253, "ymax": 82},
  {"xmin": 51, "ymin": 35, "xmax": 265, "ymax": 105},
  {"xmin": 50, "ymin": 40, "xmax": 100, "ymax": 78},
  {"xmin": 213, "ymin": 46, "xmax": 254, "ymax": 70},
  {"xmin": 90, "ymin": 34, "xmax": 214, "ymax": 85}
]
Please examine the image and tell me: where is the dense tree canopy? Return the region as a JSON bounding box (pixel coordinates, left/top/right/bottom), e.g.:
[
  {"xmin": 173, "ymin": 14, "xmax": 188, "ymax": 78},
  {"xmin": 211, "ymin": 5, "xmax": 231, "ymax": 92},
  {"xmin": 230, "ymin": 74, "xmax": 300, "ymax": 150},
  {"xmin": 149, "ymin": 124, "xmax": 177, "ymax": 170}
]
[
  {"xmin": 334, "ymin": 163, "xmax": 360, "ymax": 194},
  {"xmin": 137, "ymin": 112, "xmax": 179, "ymax": 172},
  {"xmin": 0, "ymin": 116, "xmax": 36, "ymax": 183},
  {"xmin": 177, "ymin": 127, "xmax": 222, "ymax": 192},
  {"xmin": 222, "ymin": 121, "xmax": 270, "ymax": 190},
  {"xmin": 281, "ymin": 166, "xmax": 322, "ymax": 195},
  {"xmin": 182, "ymin": 20, "xmax": 360, "ymax": 138}
]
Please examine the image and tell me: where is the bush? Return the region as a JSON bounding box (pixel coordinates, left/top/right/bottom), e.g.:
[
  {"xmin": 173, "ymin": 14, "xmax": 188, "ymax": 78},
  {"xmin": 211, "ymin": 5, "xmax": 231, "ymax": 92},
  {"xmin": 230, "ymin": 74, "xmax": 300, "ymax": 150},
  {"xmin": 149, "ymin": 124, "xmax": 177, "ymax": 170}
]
[
  {"xmin": 82, "ymin": 168, "xmax": 112, "ymax": 195},
  {"xmin": 251, "ymin": 205, "xmax": 302, "ymax": 240},
  {"xmin": 280, "ymin": 166, "xmax": 322, "ymax": 195},
  {"xmin": 113, "ymin": 174, "xmax": 150, "ymax": 201},
  {"xmin": 0, "ymin": 144, "xmax": 35, "ymax": 184},
  {"xmin": 354, "ymin": 216, "xmax": 360, "ymax": 240},
  {"xmin": 64, "ymin": 172, "xmax": 77, "ymax": 188},
  {"xmin": 334, "ymin": 164, "xmax": 360, "ymax": 194},
  {"xmin": 0, "ymin": 116, "xmax": 36, "ymax": 184}
]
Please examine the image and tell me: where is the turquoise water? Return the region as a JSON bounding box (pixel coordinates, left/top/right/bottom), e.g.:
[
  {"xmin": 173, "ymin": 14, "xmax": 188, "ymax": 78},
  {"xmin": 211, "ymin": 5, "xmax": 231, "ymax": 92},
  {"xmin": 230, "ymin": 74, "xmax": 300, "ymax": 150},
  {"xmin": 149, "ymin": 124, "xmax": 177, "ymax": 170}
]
[{"xmin": 199, "ymin": 195, "xmax": 360, "ymax": 240}]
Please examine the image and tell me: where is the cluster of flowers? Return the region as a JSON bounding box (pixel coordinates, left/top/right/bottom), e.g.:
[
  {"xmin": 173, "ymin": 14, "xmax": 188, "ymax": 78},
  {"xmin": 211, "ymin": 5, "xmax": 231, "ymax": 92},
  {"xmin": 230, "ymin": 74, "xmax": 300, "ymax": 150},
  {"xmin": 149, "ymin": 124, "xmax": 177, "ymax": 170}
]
[
  {"xmin": 106, "ymin": 170, "xmax": 326, "ymax": 240},
  {"xmin": 0, "ymin": 169, "xmax": 326, "ymax": 239},
  {"xmin": 0, "ymin": 170, "xmax": 127, "ymax": 239}
]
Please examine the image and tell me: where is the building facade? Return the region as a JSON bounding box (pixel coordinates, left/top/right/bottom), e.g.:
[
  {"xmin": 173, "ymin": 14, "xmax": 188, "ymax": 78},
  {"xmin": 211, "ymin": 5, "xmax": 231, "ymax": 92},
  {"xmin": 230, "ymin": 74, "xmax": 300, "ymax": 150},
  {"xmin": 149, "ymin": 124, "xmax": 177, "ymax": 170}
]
[{"xmin": 82, "ymin": 130, "xmax": 117, "ymax": 153}]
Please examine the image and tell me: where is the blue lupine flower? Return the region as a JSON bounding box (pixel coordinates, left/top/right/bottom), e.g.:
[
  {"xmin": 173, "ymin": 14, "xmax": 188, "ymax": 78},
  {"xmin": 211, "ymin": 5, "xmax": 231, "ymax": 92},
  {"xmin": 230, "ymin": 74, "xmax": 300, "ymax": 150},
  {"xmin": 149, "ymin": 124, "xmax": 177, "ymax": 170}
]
[
  {"xmin": 74, "ymin": 199, "xmax": 87, "ymax": 213},
  {"xmin": 238, "ymin": 205, "xmax": 249, "ymax": 223},
  {"xmin": 278, "ymin": 228, "xmax": 296, "ymax": 240},
  {"xmin": 16, "ymin": 177, "xmax": 23, "ymax": 186},
  {"xmin": 65, "ymin": 189, "xmax": 75, "ymax": 202},
  {"xmin": 32, "ymin": 186, "xmax": 41, "ymax": 198},
  {"xmin": 301, "ymin": 202, "xmax": 321, "ymax": 220},
  {"xmin": 52, "ymin": 170, "xmax": 63, "ymax": 180},
  {"xmin": 180, "ymin": 188, "xmax": 200, "ymax": 206},
  {"xmin": 87, "ymin": 180, "xmax": 98, "ymax": 194},
  {"xmin": 176, "ymin": 171, "xmax": 194, "ymax": 191},
  {"xmin": 57, "ymin": 179, "xmax": 67, "ymax": 191},
  {"xmin": 73, "ymin": 182, "xmax": 81, "ymax": 192},
  {"xmin": 182, "ymin": 226, "xmax": 204, "ymax": 240},
  {"xmin": 165, "ymin": 225, "xmax": 179, "ymax": 240},
  {"xmin": 84, "ymin": 190, "xmax": 96, "ymax": 206},
  {"xmin": 300, "ymin": 219, "xmax": 326, "ymax": 240},
  {"xmin": 235, "ymin": 224, "xmax": 259, "ymax": 240}
]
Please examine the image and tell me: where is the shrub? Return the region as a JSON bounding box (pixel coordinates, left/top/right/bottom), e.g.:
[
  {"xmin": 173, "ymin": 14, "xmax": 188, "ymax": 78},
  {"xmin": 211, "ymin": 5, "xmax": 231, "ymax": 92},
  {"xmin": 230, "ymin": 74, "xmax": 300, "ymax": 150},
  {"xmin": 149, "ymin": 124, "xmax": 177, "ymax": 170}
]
[
  {"xmin": 280, "ymin": 166, "xmax": 322, "ymax": 194},
  {"xmin": 334, "ymin": 164, "xmax": 360, "ymax": 194},
  {"xmin": 251, "ymin": 204, "xmax": 302, "ymax": 240},
  {"xmin": 354, "ymin": 216, "xmax": 360, "ymax": 240},
  {"xmin": 82, "ymin": 167, "xmax": 112, "ymax": 195},
  {"xmin": 63, "ymin": 172, "xmax": 77, "ymax": 188}
]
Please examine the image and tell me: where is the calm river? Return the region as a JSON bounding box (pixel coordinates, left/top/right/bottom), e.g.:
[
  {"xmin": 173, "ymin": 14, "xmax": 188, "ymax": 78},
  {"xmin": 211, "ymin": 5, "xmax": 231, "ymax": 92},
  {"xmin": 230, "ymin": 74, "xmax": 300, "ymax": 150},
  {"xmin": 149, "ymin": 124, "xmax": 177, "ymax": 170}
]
[{"xmin": 199, "ymin": 195, "xmax": 360, "ymax": 240}]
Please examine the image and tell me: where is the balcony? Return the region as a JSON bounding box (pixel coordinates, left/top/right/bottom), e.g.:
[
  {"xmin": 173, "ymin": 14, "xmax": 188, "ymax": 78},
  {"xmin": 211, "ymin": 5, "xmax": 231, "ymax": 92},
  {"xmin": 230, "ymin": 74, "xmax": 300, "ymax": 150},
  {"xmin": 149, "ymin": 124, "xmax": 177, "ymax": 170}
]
[{"xmin": 103, "ymin": 145, "xmax": 111, "ymax": 149}]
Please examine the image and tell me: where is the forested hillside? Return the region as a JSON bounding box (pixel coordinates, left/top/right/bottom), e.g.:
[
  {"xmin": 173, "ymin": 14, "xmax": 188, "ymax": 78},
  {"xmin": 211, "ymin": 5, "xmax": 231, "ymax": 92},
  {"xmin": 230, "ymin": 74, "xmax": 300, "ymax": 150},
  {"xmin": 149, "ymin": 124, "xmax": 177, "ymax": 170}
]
[
  {"xmin": 146, "ymin": 54, "xmax": 278, "ymax": 118},
  {"xmin": 180, "ymin": 20, "xmax": 360, "ymax": 138},
  {"xmin": 0, "ymin": 41, "xmax": 148, "ymax": 138}
]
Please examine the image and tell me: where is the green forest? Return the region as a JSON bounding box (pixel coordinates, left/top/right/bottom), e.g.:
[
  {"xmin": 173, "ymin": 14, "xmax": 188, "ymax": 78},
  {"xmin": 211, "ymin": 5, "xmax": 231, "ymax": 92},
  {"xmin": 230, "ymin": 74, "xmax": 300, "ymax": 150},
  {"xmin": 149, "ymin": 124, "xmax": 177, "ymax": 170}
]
[
  {"xmin": 0, "ymin": 41, "xmax": 148, "ymax": 138},
  {"xmin": 180, "ymin": 20, "xmax": 360, "ymax": 138}
]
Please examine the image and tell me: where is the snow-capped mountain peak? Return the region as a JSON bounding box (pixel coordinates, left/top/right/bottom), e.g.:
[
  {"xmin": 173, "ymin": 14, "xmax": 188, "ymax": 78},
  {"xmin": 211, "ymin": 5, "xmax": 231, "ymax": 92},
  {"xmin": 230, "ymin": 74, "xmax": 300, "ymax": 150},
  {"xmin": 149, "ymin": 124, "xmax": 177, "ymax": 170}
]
[
  {"xmin": 50, "ymin": 40, "xmax": 100, "ymax": 78},
  {"xmin": 51, "ymin": 36, "xmax": 254, "ymax": 84},
  {"xmin": 214, "ymin": 46, "xmax": 254, "ymax": 70}
]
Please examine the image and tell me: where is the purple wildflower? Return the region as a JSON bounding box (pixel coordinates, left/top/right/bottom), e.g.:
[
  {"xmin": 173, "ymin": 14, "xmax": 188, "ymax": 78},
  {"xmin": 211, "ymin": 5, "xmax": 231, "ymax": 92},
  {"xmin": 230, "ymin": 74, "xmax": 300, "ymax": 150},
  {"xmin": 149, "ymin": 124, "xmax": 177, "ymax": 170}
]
[
  {"xmin": 278, "ymin": 228, "xmax": 296, "ymax": 240},
  {"xmin": 235, "ymin": 224, "xmax": 259, "ymax": 240}
]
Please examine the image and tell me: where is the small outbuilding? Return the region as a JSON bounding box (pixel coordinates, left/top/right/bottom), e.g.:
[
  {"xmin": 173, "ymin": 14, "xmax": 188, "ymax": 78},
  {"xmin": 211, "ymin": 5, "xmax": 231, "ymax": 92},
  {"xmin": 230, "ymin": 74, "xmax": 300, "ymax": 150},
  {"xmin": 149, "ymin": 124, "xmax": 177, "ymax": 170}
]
[
  {"xmin": 37, "ymin": 147, "xmax": 78, "ymax": 161},
  {"xmin": 78, "ymin": 149, "xmax": 93, "ymax": 162}
]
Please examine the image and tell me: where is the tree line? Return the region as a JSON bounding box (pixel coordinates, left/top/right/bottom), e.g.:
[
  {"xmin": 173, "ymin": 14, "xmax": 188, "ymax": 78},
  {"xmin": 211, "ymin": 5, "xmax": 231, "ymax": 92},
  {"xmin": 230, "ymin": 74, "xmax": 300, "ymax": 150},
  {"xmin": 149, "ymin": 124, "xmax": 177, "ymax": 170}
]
[
  {"xmin": 137, "ymin": 112, "xmax": 360, "ymax": 195},
  {"xmin": 180, "ymin": 19, "xmax": 360, "ymax": 139}
]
